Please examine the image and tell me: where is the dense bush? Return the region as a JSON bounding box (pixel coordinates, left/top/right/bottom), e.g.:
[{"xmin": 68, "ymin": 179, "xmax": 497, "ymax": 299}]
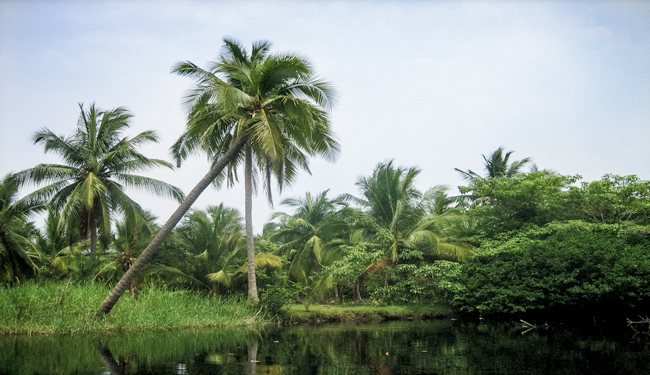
[
  {"xmin": 365, "ymin": 260, "xmax": 462, "ymax": 304},
  {"xmin": 453, "ymin": 221, "xmax": 650, "ymax": 316}
]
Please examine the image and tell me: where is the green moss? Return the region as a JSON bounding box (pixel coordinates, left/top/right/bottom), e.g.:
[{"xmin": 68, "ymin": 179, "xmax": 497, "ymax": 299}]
[{"xmin": 0, "ymin": 281, "xmax": 265, "ymax": 335}]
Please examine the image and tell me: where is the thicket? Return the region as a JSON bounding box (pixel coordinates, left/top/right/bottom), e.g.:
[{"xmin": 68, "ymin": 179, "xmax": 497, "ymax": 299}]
[{"xmin": 453, "ymin": 221, "xmax": 650, "ymax": 317}]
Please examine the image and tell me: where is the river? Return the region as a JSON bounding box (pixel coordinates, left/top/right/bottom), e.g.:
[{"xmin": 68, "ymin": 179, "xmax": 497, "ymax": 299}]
[{"xmin": 1, "ymin": 320, "xmax": 648, "ymax": 374}]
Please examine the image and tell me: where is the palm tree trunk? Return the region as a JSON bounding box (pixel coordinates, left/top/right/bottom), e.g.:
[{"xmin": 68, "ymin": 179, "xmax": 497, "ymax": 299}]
[
  {"xmin": 96, "ymin": 136, "xmax": 247, "ymax": 316},
  {"xmin": 89, "ymin": 206, "xmax": 97, "ymax": 262},
  {"xmin": 245, "ymin": 144, "xmax": 259, "ymax": 303},
  {"xmin": 245, "ymin": 337, "xmax": 259, "ymax": 375}
]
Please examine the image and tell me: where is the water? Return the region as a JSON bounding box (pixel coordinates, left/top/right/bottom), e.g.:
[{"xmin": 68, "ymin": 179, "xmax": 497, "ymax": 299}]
[{"xmin": 1, "ymin": 320, "xmax": 648, "ymax": 374}]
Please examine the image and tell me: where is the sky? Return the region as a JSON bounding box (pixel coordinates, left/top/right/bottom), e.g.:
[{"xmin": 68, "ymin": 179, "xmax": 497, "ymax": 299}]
[{"xmin": 1, "ymin": 0, "xmax": 649, "ymax": 232}]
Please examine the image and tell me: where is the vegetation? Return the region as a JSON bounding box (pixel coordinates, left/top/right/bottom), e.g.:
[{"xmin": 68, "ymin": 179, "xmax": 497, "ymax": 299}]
[
  {"xmin": 171, "ymin": 39, "xmax": 338, "ymax": 303},
  {"xmin": 0, "ymin": 282, "xmax": 263, "ymax": 335},
  {"xmin": 13, "ymin": 104, "xmax": 184, "ymax": 260},
  {"xmin": 1, "ymin": 37, "xmax": 649, "ymax": 331}
]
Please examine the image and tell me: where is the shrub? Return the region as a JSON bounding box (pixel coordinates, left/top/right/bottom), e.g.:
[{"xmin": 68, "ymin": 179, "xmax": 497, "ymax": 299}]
[{"xmin": 454, "ymin": 221, "xmax": 650, "ymax": 317}]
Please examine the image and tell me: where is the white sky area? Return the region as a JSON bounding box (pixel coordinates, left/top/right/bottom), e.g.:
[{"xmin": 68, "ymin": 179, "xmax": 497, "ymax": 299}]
[{"xmin": 1, "ymin": 0, "xmax": 649, "ymax": 233}]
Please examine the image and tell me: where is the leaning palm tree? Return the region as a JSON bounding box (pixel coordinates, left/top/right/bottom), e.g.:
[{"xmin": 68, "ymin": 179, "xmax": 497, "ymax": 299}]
[
  {"xmin": 171, "ymin": 39, "xmax": 338, "ymax": 302},
  {"xmin": 98, "ymin": 39, "xmax": 337, "ymax": 315},
  {"xmin": 0, "ymin": 174, "xmax": 41, "ymax": 283},
  {"xmin": 455, "ymin": 146, "xmax": 532, "ymax": 181},
  {"xmin": 14, "ymin": 103, "xmax": 184, "ymax": 260}
]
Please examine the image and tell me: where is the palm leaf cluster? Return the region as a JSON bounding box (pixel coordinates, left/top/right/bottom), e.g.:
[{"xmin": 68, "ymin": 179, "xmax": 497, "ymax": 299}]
[
  {"xmin": 14, "ymin": 104, "xmax": 184, "ymax": 259},
  {"xmin": 0, "ymin": 175, "xmax": 40, "ymax": 283}
]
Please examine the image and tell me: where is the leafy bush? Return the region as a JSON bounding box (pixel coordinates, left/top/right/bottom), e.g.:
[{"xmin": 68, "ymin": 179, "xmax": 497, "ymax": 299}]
[
  {"xmin": 259, "ymin": 277, "xmax": 296, "ymax": 317},
  {"xmin": 365, "ymin": 260, "xmax": 462, "ymax": 305},
  {"xmin": 454, "ymin": 221, "xmax": 650, "ymax": 316}
]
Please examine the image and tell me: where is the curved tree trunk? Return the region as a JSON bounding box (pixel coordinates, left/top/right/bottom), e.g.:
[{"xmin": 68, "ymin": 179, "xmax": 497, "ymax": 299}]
[
  {"xmin": 245, "ymin": 144, "xmax": 259, "ymax": 303},
  {"xmin": 96, "ymin": 136, "xmax": 247, "ymax": 316}
]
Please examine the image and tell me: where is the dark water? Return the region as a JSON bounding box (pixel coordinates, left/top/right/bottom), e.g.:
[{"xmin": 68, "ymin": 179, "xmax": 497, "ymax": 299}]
[{"xmin": 1, "ymin": 320, "xmax": 648, "ymax": 374}]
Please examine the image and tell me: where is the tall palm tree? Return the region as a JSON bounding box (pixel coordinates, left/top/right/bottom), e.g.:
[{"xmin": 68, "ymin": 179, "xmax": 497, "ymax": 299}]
[
  {"xmin": 0, "ymin": 174, "xmax": 41, "ymax": 283},
  {"xmin": 171, "ymin": 39, "xmax": 338, "ymax": 303},
  {"xmin": 14, "ymin": 103, "xmax": 184, "ymax": 259},
  {"xmin": 271, "ymin": 190, "xmax": 347, "ymax": 281},
  {"xmin": 455, "ymin": 146, "xmax": 532, "ymax": 181},
  {"xmin": 98, "ymin": 39, "xmax": 337, "ymax": 315}
]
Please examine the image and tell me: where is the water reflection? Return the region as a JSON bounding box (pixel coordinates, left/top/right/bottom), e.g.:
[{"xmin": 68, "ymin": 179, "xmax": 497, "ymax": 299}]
[{"xmin": 0, "ymin": 321, "xmax": 648, "ymax": 374}]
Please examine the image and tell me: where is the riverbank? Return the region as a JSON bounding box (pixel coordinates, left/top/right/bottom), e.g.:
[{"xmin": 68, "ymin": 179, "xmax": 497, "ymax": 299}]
[
  {"xmin": 0, "ymin": 282, "xmax": 263, "ymax": 335},
  {"xmin": 0, "ymin": 282, "xmax": 455, "ymax": 335},
  {"xmin": 285, "ymin": 303, "xmax": 453, "ymax": 324}
]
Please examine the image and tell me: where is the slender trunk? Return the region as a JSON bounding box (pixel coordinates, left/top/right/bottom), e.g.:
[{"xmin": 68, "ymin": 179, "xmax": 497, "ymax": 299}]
[
  {"xmin": 96, "ymin": 136, "xmax": 247, "ymax": 316},
  {"xmin": 245, "ymin": 144, "xmax": 259, "ymax": 303},
  {"xmin": 89, "ymin": 206, "xmax": 97, "ymax": 262},
  {"xmin": 245, "ymin": 337, "xmax": 259, "ymax": 375},
  {"xmin": 334, "ymin": 284, "xmax": 340, "ymax": 303}
]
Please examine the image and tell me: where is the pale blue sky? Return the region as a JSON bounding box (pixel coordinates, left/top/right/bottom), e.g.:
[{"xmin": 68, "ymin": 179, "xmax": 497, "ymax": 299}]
[{"xmin": 1, "ymin": 0, "xmax": 649, "ymax": 231}]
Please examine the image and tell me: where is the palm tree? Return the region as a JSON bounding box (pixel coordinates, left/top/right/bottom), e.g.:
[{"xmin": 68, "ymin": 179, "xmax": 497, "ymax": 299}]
[
  {"xmin": 455, "ymin": 146, "xmax": 532, "ymax": 181},
  {"xmin": 94, "ymin": 210, "xmax": 158, "ymax": 286},
  {"xmin": 271, "ymin": 190, "xmax": 347, "ymax": 282},
  {"xmin": 33, "ymin": 209, "xmax": 82, "ymax": 279},
  {"xmin": 153, "ymin": 204, "xmax": 281, "ymax": 293},
  {"xmin": 98, "ymin": 39, "xmax": 336, "ymax": 315},
  {"xmin": 351, "ymin": 161, "xmax": 471, "ymax": 264},
  {"xmin": 177, "ymin": 204, "xmax": 245, "ymax": 291},
  {"xmin": 0, "ymin": 174, "xmax": 41, "ymax": 283},
  {"xmin": 170, "ymin": 39, "xmax": 338, "ymax": 303},
  {"xmin": 14, "ymin": 103, "xmax": 184, "ymax": 260}
]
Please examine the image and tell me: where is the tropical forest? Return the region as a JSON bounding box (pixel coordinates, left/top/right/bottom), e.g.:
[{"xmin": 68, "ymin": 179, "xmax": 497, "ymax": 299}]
[{"xmin": 1, "ymin": 30, "xmax": 650, "ymax": 375}]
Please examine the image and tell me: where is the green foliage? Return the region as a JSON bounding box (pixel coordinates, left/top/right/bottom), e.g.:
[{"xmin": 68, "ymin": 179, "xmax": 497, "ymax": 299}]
[
  {"xmin": 0, "ymin": 281, "xmax": 263, "ymax": 334},
  {"xmin": 321, "ymin": 244, "xmax": 381, "ymax": 302},
  {"xmin": 366, "ymin": 261, "xmax": 462, "ymax": 305},
  {"xmin": 259, "ymin": 277, "xmax": 295, "ymax": 317},
  {"xmin": 461, "ymin": 171, "xmax": 578, "ymax": 238},
  {"xmin": 567, "ymin": 174, "xmax": 650, "ymax": 224},
  {"xmin": 272, "ymin": 190, "xmax": 348, "ymax": 282},
  {"xmin": 454, "ymin": 221, "xmax": 650, "ymax": 316},
  {"xmin": 13, "ymin": 103, "xmax": 183, "ymax": 258},
  {"xmin": 455, "ymin": 146, "xmax": 532, "ymax": 181},
  {"xmin": 0, "ymin": 174, "xmax": 41, "ymax": 284}
]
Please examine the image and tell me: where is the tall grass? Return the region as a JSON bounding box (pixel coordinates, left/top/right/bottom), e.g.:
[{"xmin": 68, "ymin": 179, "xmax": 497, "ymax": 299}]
[{"xmin": 0, "ymin": 281, "xmax": 264, "ymax": 335}]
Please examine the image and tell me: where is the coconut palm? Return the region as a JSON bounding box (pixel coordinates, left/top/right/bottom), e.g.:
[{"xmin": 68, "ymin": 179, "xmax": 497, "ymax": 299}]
[
  {"xmin": 170, "ymin": 39, "xmax": 338, "ymax": 302},
  {"xmin": 0, "ymin": 174, "xmax": 41, "ymax": 283},
  {"xmin": 33, "ymin": 209, "xmax": 82, "ymax": 279},
  {"xmin": 351, "ymin": 161, "xmax": 471, "ymax": 264},
  {"xmin": 271, "ymin": 190, "xmax": 348, "ymax": 282},
  {"xmin": 94, "ymin": 210, "xmax": 158, "ymax": 286},
  {"xmin": 153, "ymin": 204, "xmax": 281, "ymax": 293},
  {"xmin": 14, "ymin": 103, "xmax": 184, "ymax": 260},
  {"xmin": 455, "ymin": 146, "xmax": 532, "ymax": 181},
  {"xmin": 98, "ymin": 39, "xmax": 336, "ymax": 315}
]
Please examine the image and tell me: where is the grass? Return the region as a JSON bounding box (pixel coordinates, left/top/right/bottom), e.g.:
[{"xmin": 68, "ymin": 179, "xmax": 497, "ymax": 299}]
[
  {"xmin": 285, "ymin": 302, "xmax": 453, "ymax": 323},
  {"xmin": 0, "ymin": 281, "xmax": 264, "ymax": 335}
]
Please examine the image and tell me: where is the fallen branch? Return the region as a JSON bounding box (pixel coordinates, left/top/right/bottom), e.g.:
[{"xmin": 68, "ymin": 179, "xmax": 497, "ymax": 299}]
[{"xmin": 627, "ymin": 315, "xmax": 650, "ymax": 337}]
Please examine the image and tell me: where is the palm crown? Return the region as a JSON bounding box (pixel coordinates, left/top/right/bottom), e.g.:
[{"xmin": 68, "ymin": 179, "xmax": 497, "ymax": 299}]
[
  {"xmin": 171, "ymin": 39, "xmax": 339, "ymax": 198},
  {"xmin": 15, "ymin": 103, "xmax": 184, "ymax": 258}
]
